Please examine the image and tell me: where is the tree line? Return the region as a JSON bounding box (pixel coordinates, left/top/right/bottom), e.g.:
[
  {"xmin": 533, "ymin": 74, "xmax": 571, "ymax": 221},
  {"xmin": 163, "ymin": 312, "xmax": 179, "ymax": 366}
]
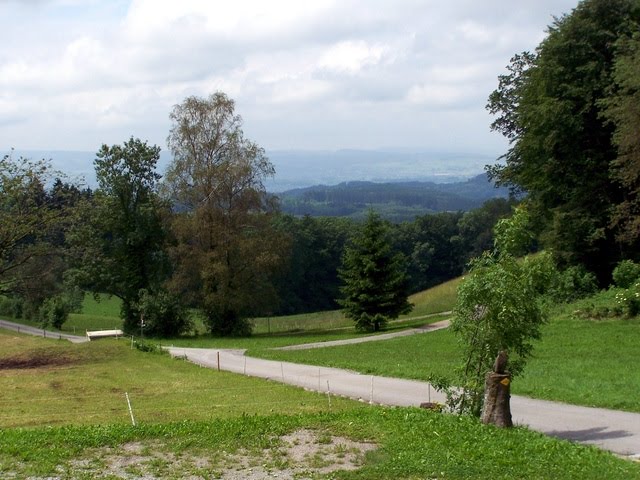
[
  {"xmin": 278, "ymin": 175, "xmax": 509, "ymax": 221},
  {"xmin": 0, "ymin": 93, "xmax": 514, "ymax": 336},
  {"xmin": 0, "ymin": 119, "xmax": 511, "ymax": 336}
]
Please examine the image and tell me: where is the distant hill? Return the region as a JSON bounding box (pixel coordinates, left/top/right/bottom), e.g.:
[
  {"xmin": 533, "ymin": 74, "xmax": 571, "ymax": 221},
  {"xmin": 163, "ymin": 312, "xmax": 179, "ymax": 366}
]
[
  {"xmin": 4, "ymin": 148, "xmax": 500, "ymax": 193},
  {"xmin": 277, "ymin": 173, "xmax": 510, "ymax": 222}
]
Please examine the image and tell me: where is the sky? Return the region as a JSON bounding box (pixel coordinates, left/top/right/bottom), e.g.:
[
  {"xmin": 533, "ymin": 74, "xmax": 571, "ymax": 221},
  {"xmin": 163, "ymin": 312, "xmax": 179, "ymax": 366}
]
[{"xmin": 0, "ymin": 0, "xmax": 580, "ymax": 157}]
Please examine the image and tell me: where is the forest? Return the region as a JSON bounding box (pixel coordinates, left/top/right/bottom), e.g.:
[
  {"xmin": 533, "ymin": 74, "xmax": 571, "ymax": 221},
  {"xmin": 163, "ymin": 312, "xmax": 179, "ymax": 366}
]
[{"xmin": 277, "ymin": 173, "xmax": 510, "ymax": 221}]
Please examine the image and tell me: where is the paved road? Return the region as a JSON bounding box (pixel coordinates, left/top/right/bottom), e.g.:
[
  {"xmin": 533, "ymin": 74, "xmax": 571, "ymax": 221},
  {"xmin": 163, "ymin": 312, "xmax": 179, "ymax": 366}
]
[
  {"xmin": 274, "ymin": 319, "xmax": 451, "ymax": 350},
  {"xmin": 0, "ymin": 319, "xmax": 88, "ymax": 343},
  {"xmin": 167, "ymin": 346, "xmax": 640, "ymax": 460}
]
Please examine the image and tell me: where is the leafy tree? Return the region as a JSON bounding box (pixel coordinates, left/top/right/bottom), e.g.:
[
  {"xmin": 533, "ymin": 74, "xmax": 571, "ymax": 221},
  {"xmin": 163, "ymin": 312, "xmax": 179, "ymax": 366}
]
[
  {"xmin": 445, "ymin": 206, "xmax": 555, "ymax": 416},
  {"xmin": 39, "ymin": 295, "xmax": 71, "ymax": 330},
  {"xmin": 164, "ymin": 93, "xmax": 285, "ymax": 336},
  {"xmin": 601, "ymin": 33, "xmax": 640, "ymax": 248},
  {"xmin": 487, "ymin": 0, "xmax": 640, "ymax": 280},
  {"xmin": 457, "ymin": 198, "xmax": 515, "ymax": 260},
  {"xmin": 135, "ymin": 288, "xmax": 192, "ymax": 337},
  {"xmin": 0, "ymin": 153, "xmax": 76, "ymax": 313},
  {"xmin": 395, "ymin": 212, "xmax": 464, "ymax": 292},
  {"xmin": 69, "ymin": 138, "xmax": 172, "ymax": 334},
  {"xmin": 338, "ymin": 211, "xmax": 412, "ymax": 332}
]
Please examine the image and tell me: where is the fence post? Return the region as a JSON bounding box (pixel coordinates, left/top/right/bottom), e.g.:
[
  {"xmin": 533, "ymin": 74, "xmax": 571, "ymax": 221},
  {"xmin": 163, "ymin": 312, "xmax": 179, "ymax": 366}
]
[{"xmin": 125, "ymin": 392, "xmax": 136, "ymax": 426}]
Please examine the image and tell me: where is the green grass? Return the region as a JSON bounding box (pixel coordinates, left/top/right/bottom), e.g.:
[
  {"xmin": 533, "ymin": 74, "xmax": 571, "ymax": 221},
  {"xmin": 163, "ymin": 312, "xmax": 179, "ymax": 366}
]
[
  {"xmin": 4, "ymin": 277, "xmax": 458, "ymax": 339},
  {"xmin": 247, "ymin": 277, "xmax": 459, "ymax": 334},
  {"xmin": 167, "ymin": 313, "xmax": 451, "ymax": 351},
  {"xmin": 80, "ymin": 294, "xmax": 122, "ymax": 317},
  {"xmin": 1, "ymin": 408, "xmax": 637, "ymax": 479},
  {"xmin": 0, "ymin": 331, "xmax": 359, "ymax": 429},
  {"xmin": 404, "ymin": 277, "xmax": 460, "ymax": 317},
  {"xmin": 65, "ymin": 294, "xmax": 124, "ymax": 334}
]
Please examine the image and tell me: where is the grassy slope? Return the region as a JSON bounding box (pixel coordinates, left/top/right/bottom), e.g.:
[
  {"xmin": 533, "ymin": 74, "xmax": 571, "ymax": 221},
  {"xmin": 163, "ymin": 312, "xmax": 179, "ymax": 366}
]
[
  {"xmin": 0, "ymin": 331, "xmax": 360, "ymax": 429},
  {"xmin": 1, "ymin": 300, "xmax": 638, "ymax": 478},
  {"xmin": 40, "ymin": 279, "xmax": 456, "ymax": 336}
]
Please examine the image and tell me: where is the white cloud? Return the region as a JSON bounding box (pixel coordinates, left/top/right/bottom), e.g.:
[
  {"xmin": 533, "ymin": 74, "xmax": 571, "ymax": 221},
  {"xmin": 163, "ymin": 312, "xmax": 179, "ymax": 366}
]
[
  {"xmin": 318, "ymin": 40, "xmax": 389, "ymax": 74},
  {"xmin": 0, "ymin": 0, "xmax": 581, "ymax": 152}
]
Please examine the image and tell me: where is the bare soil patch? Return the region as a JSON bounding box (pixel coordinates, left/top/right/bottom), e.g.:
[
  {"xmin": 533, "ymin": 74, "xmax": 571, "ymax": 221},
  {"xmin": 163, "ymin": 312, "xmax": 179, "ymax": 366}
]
[
  {"xmin": 0, "ymin": 350, "xmax": 75, "ymax": 370},
  {"xmin": 58, "ymin": 429, "xmax": 377, "ymax": 479}
]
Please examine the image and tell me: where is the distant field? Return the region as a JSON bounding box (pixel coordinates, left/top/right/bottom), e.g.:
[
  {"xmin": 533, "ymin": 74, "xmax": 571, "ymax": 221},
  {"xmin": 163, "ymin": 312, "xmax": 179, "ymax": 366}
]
[{"xmin": 54, "ymin": 278, "xmax": 458, "ymax": 337}]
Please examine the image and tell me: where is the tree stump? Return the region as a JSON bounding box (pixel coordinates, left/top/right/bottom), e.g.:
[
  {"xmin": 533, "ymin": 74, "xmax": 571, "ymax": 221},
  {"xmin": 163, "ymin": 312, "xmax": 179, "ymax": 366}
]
[
  {"xmin": 481, "ymin": 372, "xmax": 513, "ymax": 427},
  {"xmin": 481, "ymin": 350, "xmax": 512, "ymax": 427}
]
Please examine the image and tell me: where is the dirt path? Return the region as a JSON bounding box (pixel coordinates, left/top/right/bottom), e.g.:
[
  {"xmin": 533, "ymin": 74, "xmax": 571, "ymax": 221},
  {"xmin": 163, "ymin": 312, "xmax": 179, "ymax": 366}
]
[{"xmin": 167, "ymin": 346, "xmax": 640, "ymax": 460}]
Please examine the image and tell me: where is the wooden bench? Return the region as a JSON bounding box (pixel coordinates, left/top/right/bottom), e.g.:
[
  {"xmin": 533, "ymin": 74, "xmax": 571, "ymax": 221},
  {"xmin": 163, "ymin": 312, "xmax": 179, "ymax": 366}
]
[{"xmin": 86, "ymin": 329, "xmax": 124, "ymax": 341}]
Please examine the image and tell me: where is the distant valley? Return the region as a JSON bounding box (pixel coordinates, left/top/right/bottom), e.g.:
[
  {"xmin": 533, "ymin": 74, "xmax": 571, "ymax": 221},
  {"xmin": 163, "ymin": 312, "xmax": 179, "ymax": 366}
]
[
  {"xmin": 4, "ymin": 148, "xmax": 506, "ymax": 220},
  {"xmin": 4, "ymin": 148, "xmax": 500, "ymax": 190},
  {"xmin": 277, "ymin": 173, "xmax": 510, "ymax": 222}
]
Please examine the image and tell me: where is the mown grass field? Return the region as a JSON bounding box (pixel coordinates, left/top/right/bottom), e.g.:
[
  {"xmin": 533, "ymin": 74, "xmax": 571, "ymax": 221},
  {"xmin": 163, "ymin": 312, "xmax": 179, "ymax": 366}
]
[
  {"xmin": 0, "ymin": 331, "xmax": 360, "ymax": 429},
  {"xmin": 0, "ymin": 331, "xmax": 638, "ymax": 479}
]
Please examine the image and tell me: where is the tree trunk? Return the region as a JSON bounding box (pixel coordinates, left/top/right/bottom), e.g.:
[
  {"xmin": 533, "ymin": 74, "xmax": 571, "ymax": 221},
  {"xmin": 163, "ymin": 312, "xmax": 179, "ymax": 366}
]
[{"xmin": 481, "ymin": 372, "xmax": 513, "ymax": 428}]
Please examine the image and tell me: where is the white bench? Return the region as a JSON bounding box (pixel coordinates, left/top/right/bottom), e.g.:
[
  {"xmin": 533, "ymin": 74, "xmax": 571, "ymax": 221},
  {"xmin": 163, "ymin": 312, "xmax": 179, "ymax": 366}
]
[{"xmin": 86, "ymin": 329, "xmax": 124, "ymax": 341}]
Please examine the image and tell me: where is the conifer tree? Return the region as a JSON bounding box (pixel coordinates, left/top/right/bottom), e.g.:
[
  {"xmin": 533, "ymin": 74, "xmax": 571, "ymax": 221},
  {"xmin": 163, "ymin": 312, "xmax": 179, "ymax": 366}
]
[{"xmin": 338, "ymin": 211, "xmax": 412, "ymax": 331}]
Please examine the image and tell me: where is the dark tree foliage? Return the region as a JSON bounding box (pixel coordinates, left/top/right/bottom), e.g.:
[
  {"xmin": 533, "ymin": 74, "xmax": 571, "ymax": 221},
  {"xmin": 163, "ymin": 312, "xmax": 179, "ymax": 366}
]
[
  {"xmin": 487, "ymin": 0, "xmax": 640, "ymax": 281},
  {"xmin": 69, "ymin": 138, "xmax": 172, "ymax": 334},
  {"xmin": 394, "ymin": 212, "xmax": 465, "ymax": 292},
  {"xmin": 338, "ymin": 211, "xmax": 412, "ymax": 332},
  {"xmin": 0, "ymin": 154, "xmax": 81, "ymax": 317},
  {"xmin": 271, "ymin": 214, "xmax": 352, "ymax": 314},
  {"xmin": 602, "ymin": 33, "xmax": 640, "ymax": 250}
]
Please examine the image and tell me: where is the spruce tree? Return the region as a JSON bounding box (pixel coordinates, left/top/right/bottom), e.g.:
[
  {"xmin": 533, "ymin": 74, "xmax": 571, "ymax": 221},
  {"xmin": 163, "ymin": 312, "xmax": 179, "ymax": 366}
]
[{"xmin": 338, "ymin": 211, "xmax": 412, "ymax": 331}]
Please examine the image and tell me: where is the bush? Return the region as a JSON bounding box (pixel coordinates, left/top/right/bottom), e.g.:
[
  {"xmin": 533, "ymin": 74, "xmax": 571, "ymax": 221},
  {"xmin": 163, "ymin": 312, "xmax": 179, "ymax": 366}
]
[
  {"xmin": 615, "ymin": 282, "xmax": 640, "ymax": 317},
  {"xmin": 548, "ymin": 265, "xmax": 598, "ymax": 302},
  {"xmin": 0, "ymin": 296, "xmax": 23, "ymax": 319},
  {"xmin": 39, "ymin": 296, "xmax": 71, "ymax": 330},
  {"xmin": 612, "ymin": 260, "xmax": 640, "ymax": 288},
  {"xmin": 137, "ymin": 289, "xmax": 192, "ymax": 337},
  {"xmin": 133, "ymin": 340, "xmax": 163, "ymax": 354}
]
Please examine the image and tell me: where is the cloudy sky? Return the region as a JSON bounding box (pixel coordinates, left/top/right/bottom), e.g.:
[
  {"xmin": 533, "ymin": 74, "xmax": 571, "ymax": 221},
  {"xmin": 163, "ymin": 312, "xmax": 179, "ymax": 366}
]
[{"xmin": 1, "ymin": 0, "xmax": 579, "ymax": 156}]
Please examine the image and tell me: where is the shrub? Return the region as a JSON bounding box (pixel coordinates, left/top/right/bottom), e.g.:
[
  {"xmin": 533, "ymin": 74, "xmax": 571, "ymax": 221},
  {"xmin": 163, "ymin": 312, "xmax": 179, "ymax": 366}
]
[
  {"xmin": 39, "ymin": 296, "xmax": 71, "ymax": 330},
  {"xmin": 615, "ymin": 282, "xmax": 640, "ymax": 317},
  {"xmin": 133, "ymin": 340, "xmax": 163, "ymax": 354},
  {"xmin": 0, "ymin": 296, "xmax": 23, "ymax": 319},
  {"xmin": 612, "ymin": 260, "xmax": 640, "ymax": 288},
  {"xmin": 549, "ymin": 265, "xmax": 598, "ymax": 302},
  {"xmin": 137, "ymin": 289, "xmax": 192, "ymax": 337}
]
